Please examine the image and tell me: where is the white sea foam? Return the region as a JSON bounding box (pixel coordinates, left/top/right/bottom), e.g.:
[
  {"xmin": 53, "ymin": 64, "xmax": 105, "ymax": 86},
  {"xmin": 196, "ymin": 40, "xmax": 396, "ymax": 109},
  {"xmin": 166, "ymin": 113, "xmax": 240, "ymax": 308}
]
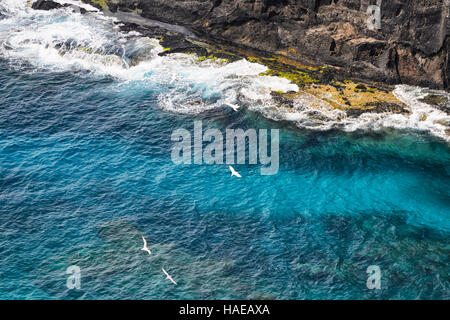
[
  {"xmin": 392, "ymin": 85, "xmax": 449, "ymax": 141},
  {"xmin": 0, "ymin": 1, "xmax": 295, "ymax": 92},
  {"xmin": 0, "ymin": 0, "xmax": 448, "ymax": 142},
  {"xmin": 247, "ymin": 86, "xmax": 450, "ymax": 142}
]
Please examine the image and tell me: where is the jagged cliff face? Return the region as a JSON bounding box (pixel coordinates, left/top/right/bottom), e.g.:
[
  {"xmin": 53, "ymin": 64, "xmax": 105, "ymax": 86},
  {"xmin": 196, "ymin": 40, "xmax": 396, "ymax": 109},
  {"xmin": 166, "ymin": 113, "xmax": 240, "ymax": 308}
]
[{"xmin": 96, "ymin": 0, "xmax": 450, "ymax": 89}]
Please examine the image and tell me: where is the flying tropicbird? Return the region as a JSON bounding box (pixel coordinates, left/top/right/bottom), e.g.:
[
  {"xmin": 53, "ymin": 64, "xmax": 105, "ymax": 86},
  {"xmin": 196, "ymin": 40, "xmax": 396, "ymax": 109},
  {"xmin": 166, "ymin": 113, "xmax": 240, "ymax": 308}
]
[
  {"xmin": 141, "ymin": 236, "xmax": 152, "ymax": 255},
  {"xmin": 162, "ymin": 268, "xmax": 177, "ymax": 285},
  {"xmin": 225, "ymin": 102, "xmax": 240, "ymax": 112},
  {"xmin": 229, "ymin": 166, "xmax": 242, "ymax": 178},
  {"xmin": 170, "ymin": 74, "xmax": 179, "ymax": 84}
]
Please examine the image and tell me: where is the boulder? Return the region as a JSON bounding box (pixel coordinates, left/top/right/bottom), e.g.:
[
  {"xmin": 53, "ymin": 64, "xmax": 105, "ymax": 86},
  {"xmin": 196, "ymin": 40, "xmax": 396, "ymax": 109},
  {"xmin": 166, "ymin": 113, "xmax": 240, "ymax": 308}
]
[
  {"xmin": 31, "ymin": 0, "xmax": 63, "ymax": 11},
  {"xmin": 32, "ymin": 0, "xmax": 88, "ymax": 14}
]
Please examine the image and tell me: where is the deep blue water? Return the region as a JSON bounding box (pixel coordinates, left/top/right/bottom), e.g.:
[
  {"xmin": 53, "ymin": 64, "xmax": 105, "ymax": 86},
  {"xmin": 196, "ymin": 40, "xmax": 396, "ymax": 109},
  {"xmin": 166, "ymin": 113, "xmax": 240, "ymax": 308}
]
[{"xmin": 0, "ymin": 3, "xmax": 449, "ymax": 300}]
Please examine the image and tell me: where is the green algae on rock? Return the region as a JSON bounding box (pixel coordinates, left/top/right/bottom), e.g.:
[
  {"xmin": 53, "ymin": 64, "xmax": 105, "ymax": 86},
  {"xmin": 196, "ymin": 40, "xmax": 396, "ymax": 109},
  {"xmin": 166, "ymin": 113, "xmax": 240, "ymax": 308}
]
[{"xmin": 420, "ymin": 94, "xmax": 449, "ymax": 114}]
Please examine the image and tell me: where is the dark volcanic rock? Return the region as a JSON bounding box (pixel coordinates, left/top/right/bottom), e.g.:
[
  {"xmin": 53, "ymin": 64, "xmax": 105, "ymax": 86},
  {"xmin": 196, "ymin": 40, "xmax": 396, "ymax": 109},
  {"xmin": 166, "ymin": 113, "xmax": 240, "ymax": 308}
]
[
  {"xmin": 346, "ymin": 102, "xmax": 411, "ymax": 118},
  {"xmin": 32, "ymin": 0, "xmax": 89, "ymax": 13},
  {"xmin": 420, "ymin": 93, "xmax": 450, "ymax": 114},
  {"xmin": 85, "ymin": 0, "xmax": 450, "ymax": 90},
  {"xmin": 32, "ymin": 0, "xmax": 63, "ymax": 11},
  {"xmin": 420, "ymin": 94, "xmax": 448, "ymax": 106},
  {"xmin": 65, "ymin": 4, "xmax": 88, "ymax": 14}
]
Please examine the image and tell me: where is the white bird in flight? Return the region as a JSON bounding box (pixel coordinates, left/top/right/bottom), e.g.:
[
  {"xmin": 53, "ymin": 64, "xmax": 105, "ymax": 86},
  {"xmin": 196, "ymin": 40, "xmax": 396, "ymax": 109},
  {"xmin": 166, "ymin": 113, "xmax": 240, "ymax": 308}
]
[
  {"xmin": 162, "ymin": 268, "xmax": 177, "ymax": 285},
  {"xmin": 170, "ymin": 74, "xmax": 179, "ymax": 84},
  {"xmin": 141, "ymin": 236, "xmax": 151, "ymax": 255},
  {"xmin": 229, "ymin": 166, "xmax": 242, "ymax": 178},
  {"xmin": 225, "ymin": 102, "xmax": 240, "ymax": 112}
]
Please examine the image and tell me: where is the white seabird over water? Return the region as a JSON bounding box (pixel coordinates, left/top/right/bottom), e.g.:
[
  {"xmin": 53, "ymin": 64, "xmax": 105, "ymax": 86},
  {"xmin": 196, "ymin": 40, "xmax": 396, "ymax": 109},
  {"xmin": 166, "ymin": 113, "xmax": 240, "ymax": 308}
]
[
  {"xmin": 162, "ymin": 268, "xmax": 177, "ymax": 285},
  {"xmin": 229, "ymin": 166, "xmax": 242, "ymax": 178},
  {"xmin": 224, "ymin": 102, "xmax": 240, "ymax": 112},
  {"xmin": 141, "ymin": 236, "xmax": 152, "ymax": 255}
]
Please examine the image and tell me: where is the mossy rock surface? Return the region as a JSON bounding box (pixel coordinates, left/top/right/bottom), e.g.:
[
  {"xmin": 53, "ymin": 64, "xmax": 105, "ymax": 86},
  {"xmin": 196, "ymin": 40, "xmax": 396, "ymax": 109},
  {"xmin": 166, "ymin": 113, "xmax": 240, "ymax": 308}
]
[
  {"xmin": 305, "ymin": 81, "xmax": 408, "ymax": 116},
  {"xmin": 420, "ymin": 94, "xmax": 448, "ymax": 106},
  {"xmin": 420, "ymin": 94, "xmax": 449, "ymax": 114},
  {"xmin": 239, "ymin": 50, "xmax": 407, "ymax": 117},
  {"xmin": 82, "ymin": 0, "xmax": 109, "ymax": 10}
]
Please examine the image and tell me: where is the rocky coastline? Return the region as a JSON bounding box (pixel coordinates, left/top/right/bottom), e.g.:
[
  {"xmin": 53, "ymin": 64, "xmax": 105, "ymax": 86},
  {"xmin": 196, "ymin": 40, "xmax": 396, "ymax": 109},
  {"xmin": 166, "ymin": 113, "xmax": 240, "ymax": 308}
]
[
  {"xmin": 77, "ymin": 0, "xmax": 450, "ymax": 90},
  {"xmin": 30, "ymin": 0, "xmax": 450, "ymax": 134}
]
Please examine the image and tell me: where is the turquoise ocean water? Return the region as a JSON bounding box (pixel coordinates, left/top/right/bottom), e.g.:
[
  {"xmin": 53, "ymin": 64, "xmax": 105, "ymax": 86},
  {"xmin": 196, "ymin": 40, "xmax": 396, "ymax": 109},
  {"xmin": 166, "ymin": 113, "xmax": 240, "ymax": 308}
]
[{"xmin": 0, "ymin": 1, "xmax": 448, "ymax": 299}]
